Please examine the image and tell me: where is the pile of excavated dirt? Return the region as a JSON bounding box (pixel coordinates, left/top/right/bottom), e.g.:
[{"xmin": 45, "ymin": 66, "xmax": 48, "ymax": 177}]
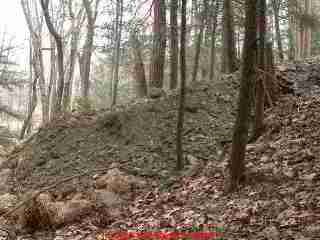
[
  {"xmin": 2, "ymin": 76, "xmax": 239, "ymax": 199},
  {"xmin": 90, "ymin": 95, "xmax": 320, "ymax": 240},
  {"xmin": 276, "ymin": 56, "xmax": 320, "ymax": 96}
]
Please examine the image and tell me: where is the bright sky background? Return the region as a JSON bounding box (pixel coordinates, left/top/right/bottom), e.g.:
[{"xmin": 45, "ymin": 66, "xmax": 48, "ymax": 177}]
[{"xmin": 0, "ymin": 1, "xmax": 28, "ymax": 68}]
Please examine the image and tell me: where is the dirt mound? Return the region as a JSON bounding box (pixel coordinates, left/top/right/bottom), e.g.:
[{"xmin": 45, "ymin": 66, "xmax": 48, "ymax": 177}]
[
  {"xmin": 90, "ymin": 94, "xmax": 319, "ymax": 240},
  {"xmin": 277, "ymin": 56, "xmax": 320, "ymax": 96},
  {"xmin": 3, "ymin": 77, "xmax": 239, "ymax": 198}
]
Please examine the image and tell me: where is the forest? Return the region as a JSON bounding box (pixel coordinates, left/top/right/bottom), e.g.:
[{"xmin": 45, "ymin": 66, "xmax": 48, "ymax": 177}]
[{"xmin": 0, "ymin": 0, "xmax": 318, "ymax": 239}]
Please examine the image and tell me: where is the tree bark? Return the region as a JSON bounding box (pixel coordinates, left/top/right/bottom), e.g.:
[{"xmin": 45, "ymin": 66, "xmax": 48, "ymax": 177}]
[
  {"xmin": 48, "ymin": 36, "xmax": 56, "ymax": 120},
  {"xmin": 229, "ymin": 0, "xmax": 257, "ymax": 191},
  {"xmin": 191, "ymin": 0, "xmax": 208, "ymax": 82},
  {"xmin": 20, "ymin": 38, "xmax": 38, "ymax": 139},
  {"xmin": 130, "ymin": 31, "xmax": 147, "ymax": 98},
  {"xmin": 40, "ymin": 0, "xmax": 64, "ymax": 115},
  {"xmin": 221, "ymin": 0, "xmax": 237, "ymax": 74},
  {"xmin": 252, "ymin": 0, "xmax": 266, "ymax": 141},
  {"xmin": 169, "ymin": 0, "xmax": 178, "ymax": 90},
  {"xmin": 63, "ymin": 1, "xmax": 83, "ymax": 111},
  {"xmin": 272, "ymin": 0, "xmax": 284, "ymax": 61},
  {"xmin": 149, "ymin": 0, "xmax": 166, "ymax": 89},
  {"xmin": 111, "ymin": 0, "xmax": 123, "ymax": 106},
  {"xmin": 209, "ymin": 0, "xmax": 220, "ymax": 81},
  {"xmin": 80, "ymin": 0, "xmax": 100, "ymax": 101},
  {"xmin": 176, "ymin": 0, "xmax": 187, "ymax": 171}
]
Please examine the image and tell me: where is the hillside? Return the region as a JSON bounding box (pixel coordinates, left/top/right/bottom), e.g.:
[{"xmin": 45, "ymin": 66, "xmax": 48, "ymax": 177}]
[{"xmin": 0, "ymin": 61, "xmax": 319, "ymax": 239}]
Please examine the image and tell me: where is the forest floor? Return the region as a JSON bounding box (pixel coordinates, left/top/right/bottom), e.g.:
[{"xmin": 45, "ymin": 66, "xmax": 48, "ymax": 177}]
[{"xmin": 0, "ymin": 58, "xmax": 320, "ymax": 239}]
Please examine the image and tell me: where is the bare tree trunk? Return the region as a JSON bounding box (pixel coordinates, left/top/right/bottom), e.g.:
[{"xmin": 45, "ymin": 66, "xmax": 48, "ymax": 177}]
[
  {"xmin": 38, "ymin": 45, "xmax": 50, "ymax": 123},
  {"xmin": 149, "ymin": 0, "xmax": 166, "ymax": 89},
  {"xmin": 79, "ymin": 0, "xmax": 100, "ymax": 101},
  {"xmin": 209, "ymin": 0, "xmax": 220, "ymax": 81},
  {"xmin": 265, "ymin": 42, "xmax": 278, "ymax": 105},
  {"xmin": 130, "ymin": 31, "xmax": 147, "ymax": 98},
  {"xmin": 191, "ymin": 0, "xmax": 208, "ymax": 82},
  {"xmin": 21, "ymin": 0, "xmax": 50, "ymax": 123},
  {"xmin": 40, "ymin": 0, "xmax": 64, "ymax": 115},
  {"xmin": 272, "ymin": 0, "xmax": 284, "ymax": 61},
  {"xmin": 176, "ymin": 0, "xmax": 187, "ymax": 171},
  {"xmin": 221, "ymin": 0, "xmax": 237, "ymax": 74},
  {"xmin": 48, "ymin": 36, "xmax": 57, "ymax": 119},
  {"xmin": 252, "ymin": 0, "xmax": 266, "ymax": 141},
  {"xmin": 111, "ymin": 0, "xmax": 123, "ymax": 106},
  {"xmin": 229, "ymin": 0, "xmax": 257, "ymax": 191},
  {"xmin": 20, "ymin": 38, "xmax": 38, "ymax": 139},
  {"xmin": 169, "ymin": 0, "xmax": 178, "ymax": 90},
  {"xmin": 304, "ymin": 0, "xmax": 312, "ymax": 57},
  {"xmin": 64, "ymin": 2, "xmax": 83, "ymax": 111}
]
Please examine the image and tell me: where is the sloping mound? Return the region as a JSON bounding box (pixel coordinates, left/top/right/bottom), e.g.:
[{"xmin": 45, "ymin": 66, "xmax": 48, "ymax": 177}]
[
  {"xmin": 3, "ymin": 78, "xmax": 239, "ymax": 197},
  {"xmin": 94, "ymin": 95, "xmax": 320, "ymax": 240}
]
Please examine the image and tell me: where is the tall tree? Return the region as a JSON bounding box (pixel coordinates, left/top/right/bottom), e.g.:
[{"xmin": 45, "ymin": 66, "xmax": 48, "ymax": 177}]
[
  {"xmin": 221, "ymin": 0, "xmax": 237, "ymax": 74},
  {"xmin": 253, "ymin": 0, "xmax": 266, "ymax": 140},
  {"xmin": 149, "ymin": 0, "xmax": 166, "ymax": 89},
  {"xmin": 79, "ymin": 0, "xmax": 100, "ymax": 101},
  {"xmin": 169, "ymin": 0, "xmax": 178, "ymax": 90},
  {"xmin": 176, "ymin": 0, "xmax": 187, "ymax": 171},
  {"xmin": 191, "ymin": 0, "xmax": 208, "ymax": 82},
  {"xmin": 271, "ymin": 0, "xmax": 284, "ymax": 61},
  {"xmin": 40, "ymin": 0, "xmax": 65, "ymax": 115},
  {"xmin": 63, "ymin": 1, "xmax": 84, "ymax": 111},
  {"xmin": 21, "ymin": 39, "xmax": 37, "ymax": 139},
  {"xmin": 111, "ymin": 0, "xmax": 123, "ymax": 106},
  {"xmin": 21, "ymin": 0, "xmax": 50, "ymax": 123},
  {"xmin": 130, "ymin": 30, "xmax": 147, "ymax": 98},
  {"xmin": 209, "ymin": 0, "xmax": 220, "ymax": 81},
  {"xmin": 228, "ymin": 0, "xmax": 257, "ymax": 191}
]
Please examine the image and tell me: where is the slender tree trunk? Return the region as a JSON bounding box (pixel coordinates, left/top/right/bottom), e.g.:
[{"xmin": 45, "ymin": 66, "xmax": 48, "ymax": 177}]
[
  {"xmin": 272, "ymin": 0, "xmax": 284, "ymax": 61},
  {"xmin": 80, "ymin": 0, "xmax": 100, "ymax": 101},
  {"xmin": 221, "ymin": 0, "xmax": 237, "ymax": 74},
  {"xmin": 304, "ymin": 0, "xmax": 312, "ymax": 57},
  {"xmin": 265, "ymin": 42, "xmax": 277, "ymax": 104},
  {"xmin": 169, "ymin": 0, "xmax": 178, "ymax": 90},
  {"xmin": 63, "ymin": 2, "xmax": 83, "ymax": 111},
  {"xmin": 48, "ymin": 36, "xmax": 56, "ymax": 119},
  {"xmin": 192, "ymin": 0, "xmax": 208, "ymax": 82},
  {"xmin": 40, "ymin": 0, "xmax": 64, "ymax": 114},
  {"xmin": 131, "ymin": 31, "xmax": 147, "ymax": 98},
  {"xmin": 287, "ymin": 0, "xmax": 296, "ymax": 60},
  {"xmin": 209, "ymin": 0, "xmax": 220, "ymax": 81},
  {"xmin": 111, "ymin": 0, "xmax": 123, "ymax": 106},
  {"xmin": 149, "ymin": 0, "xmax": 166, "ymax": 89},
  {"xmin": 253, "ymin": 0, "xmax": 266, "ymax": 141},
  {"xmin": 176, "ymin": 0, "xmax": 187, "ymax": 171},
  {"xmin": 21, "ymin": 0, "xmax": 50, "ymax": 123},
  {"xmin": 21, "ymin": 39, "xmax": 38, "ymax": 139},
  {"xmin": 229, "ymin": 0, "xmax": 257, "ymax": 191},
  {"xmin": 191, "ymin": 0, "xmax": 198, "ymax": 38}
]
